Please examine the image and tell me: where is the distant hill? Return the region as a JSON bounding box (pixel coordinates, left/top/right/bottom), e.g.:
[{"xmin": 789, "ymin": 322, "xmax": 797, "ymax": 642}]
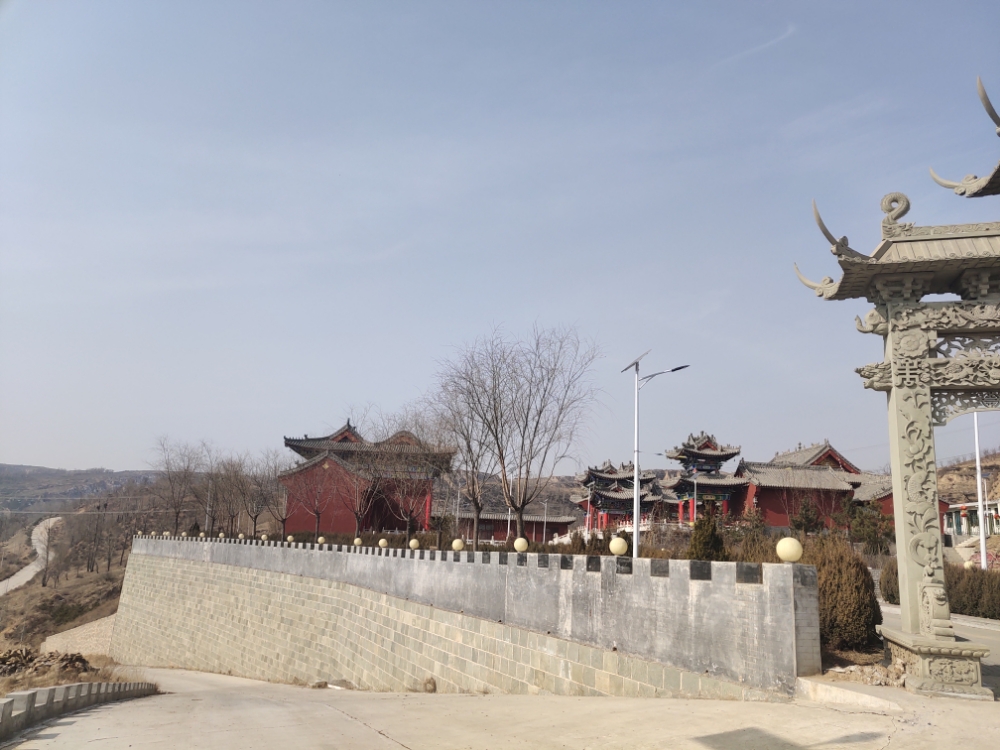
[
  {"xmin": 0, "ymin": 464, "xmax": 157, "ymax": 509},
  {"xmin": 937, "ymin": 450, "xmax": 1000, "ymax": 506}
]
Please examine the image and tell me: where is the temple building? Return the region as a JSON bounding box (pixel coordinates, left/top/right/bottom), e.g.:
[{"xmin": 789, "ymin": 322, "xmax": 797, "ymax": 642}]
[
  {"xmin": 278, "ymin": 421, "xmax": 453, "ymax": 536},
  {"xmin": 575, "ymin": 461, "xmax": 662, "ymax": 530},
  {"xmin": 432, "ymin": 478, "xmax": 584, "ymax": 543},
  {"xmin": 664, "ymin": 433, "xmax": 747, "ymax": 522},
  {"xmin": 732, "ymin": 440, "xmax": 947, "ymax": 531}
]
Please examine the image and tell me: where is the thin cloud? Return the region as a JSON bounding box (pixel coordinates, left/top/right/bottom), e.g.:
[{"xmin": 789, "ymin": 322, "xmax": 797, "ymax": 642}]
[{"xmin": 708, "ymin": 24, "xmax": 796, "ymax": 71}]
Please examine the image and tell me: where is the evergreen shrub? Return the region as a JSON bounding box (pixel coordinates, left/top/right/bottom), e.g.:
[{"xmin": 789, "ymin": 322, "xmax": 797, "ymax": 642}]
[
  {"xmin": 879, "ymin": 557, "xmax": 900, "ymax": 604},
  {"xmin": 801, "ymin": 535, "xmax": 882, "ymax": 649},
  {"xmin": 878, "ymin": 559, "xmax": 1000, "ymax": 619},
  {"xmin": 686, "ymin": 514, "xmax": 728, "ymax": 562}
]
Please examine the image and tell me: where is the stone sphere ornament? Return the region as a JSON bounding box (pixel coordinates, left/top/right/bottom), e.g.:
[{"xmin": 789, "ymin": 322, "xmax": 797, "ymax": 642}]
[
  {"xmin": 162, "ymin": 531, "xmax": 169, "ymax": 537},
  {"xmin": 608, "ymin": 537, "xmax": 628, "ymax": 556},
  {"xmin": 354, "ymin": 538, "xmax": 363, "ymax": 546},
  {"xmin": 238, "ymin": 533, "xmax": 244, "ymax": 540},
  {"xmin": 513, "ymin": 537, "xmax": 528, "ymax": 553},
  {"xmin": 452, "ymin": 538, "xmax": 465, "ymax": 552},
  {"xmin": 286, "ymin": 535, "xmax": 295, "ymax": 543},
  {"xmin": 181, "ymin": 532, "xmax": 187, "ymax": 537},
  {"xmin": 261, "ymin": 534, "xmax": 268, "ymax": 541},
  {"xmin": 409, "ymin": 539, "xmax": 420, "ymax": 550},
  {"xmin": 219, "ymin": 532, "xmax": 225, "ymax": 538},
  {"xmin": 776, "ymin": 537, "xmax": 804, "ymax": 563},
  {"xmin": 379, "ymin": 538, "xmax": 389, "ymax": 548},
  {"xmin": 199, "ymin": 532, "xmax": 206, "ymax": 538},
  {"xmin": 317, "ymin": 536, "xmax": 326, "ymax": 544}
]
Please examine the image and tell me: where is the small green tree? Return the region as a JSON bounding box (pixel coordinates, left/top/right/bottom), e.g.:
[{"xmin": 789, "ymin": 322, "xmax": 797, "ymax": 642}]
[
  {"xmin": 687, "ymin": 511, "xmax": 728, "ymax": 562},
  {"xmin": 851, "ymin": 506, "xmax": 893, "ymax": 555},
  {"xmin": 791, "ymin": 496, "xmax": 823, "ymax": 534}
]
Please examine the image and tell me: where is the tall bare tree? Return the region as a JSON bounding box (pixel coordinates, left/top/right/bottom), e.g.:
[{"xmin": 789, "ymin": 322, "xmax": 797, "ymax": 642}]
[
  {"xmin": 246, "ymin": 449, "xmax": 285, "ymax": 538},
  {"xmin": 153, "ymin": 437, "xmax": 200, "ymax": 534},
  {"xmin": 438, "ymin": 326, "xmax": 599, "ymax": 539},
  {"xmin": 430, "ymin": 381, "xmax": 498, "ymax": 551}
]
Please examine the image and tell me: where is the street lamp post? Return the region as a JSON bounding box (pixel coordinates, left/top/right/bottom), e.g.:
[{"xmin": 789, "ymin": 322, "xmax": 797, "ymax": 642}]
[
  {"xmin": 974, "ymin": 412, "xmax": 989, "ymax": 569},
  {"xmin": 621, "ymin": 352, "xmax": 689, "ymax": 559}
]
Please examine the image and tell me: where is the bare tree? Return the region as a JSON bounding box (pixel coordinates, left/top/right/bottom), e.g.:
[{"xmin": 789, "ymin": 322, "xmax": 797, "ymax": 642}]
[
  {"xmin": 40, "ymin": 518, "xmax": 60, "ymax": 587},
  {"xmin": 246, "ymin": 450, "xmax": 285, "ymax": 538},
  {"xmin": 153, "ymin": 437, "xmax": 200, "ymax": 534},
  {"xmin": 430, "ymin": 382, "xmax": 498, "ymax": 551},
  {"xmin": 282, "ymin": 455, "xmax": 336, "ymax": 543},
  {"xmin": 438, "ymin": 326, "xmax": 599, "ymax": 539}
]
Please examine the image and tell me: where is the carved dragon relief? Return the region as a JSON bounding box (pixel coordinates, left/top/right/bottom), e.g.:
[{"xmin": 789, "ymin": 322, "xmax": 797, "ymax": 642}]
[{"xmin": 895, "ymin": 385, "xmax": 955, "ymax": 639}]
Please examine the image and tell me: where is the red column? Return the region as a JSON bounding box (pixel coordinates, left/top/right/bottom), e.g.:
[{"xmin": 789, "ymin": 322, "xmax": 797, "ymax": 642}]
[
  {"xmin": 689, "ymin": 501, "xmax": 695, "ymax": 523},
  {"xmin": 722, "ymin": 500, "xmax": 729, "ymax": 515}
]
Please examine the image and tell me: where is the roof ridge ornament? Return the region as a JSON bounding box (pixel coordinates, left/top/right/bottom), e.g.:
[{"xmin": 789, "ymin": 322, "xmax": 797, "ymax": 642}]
[
  {"xmin": 881, "ymin": 192, "xmax": 913, "ymax": 235},
  {"xmin": 812, "ymin": 201, "xmax": 868, "ymax": 260},
  {"xmin": 928, "ymin": 77, "xmax": 1000, "ymax": 198}
]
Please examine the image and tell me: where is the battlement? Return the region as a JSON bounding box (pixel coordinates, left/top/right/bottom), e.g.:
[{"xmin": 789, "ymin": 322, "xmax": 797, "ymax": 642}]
[{"xmin": 115, "ymin": 535, "xmax": 820, "ymax": 697}]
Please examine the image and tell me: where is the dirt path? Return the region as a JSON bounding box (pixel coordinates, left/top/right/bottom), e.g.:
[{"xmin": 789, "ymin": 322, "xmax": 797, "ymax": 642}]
[{"xmin": 0, "ymin": 518, "xmax": 61, "ymax": 596}]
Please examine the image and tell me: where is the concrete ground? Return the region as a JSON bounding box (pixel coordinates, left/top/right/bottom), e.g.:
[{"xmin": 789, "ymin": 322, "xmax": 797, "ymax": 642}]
[{"xmin": 7, "ymin": 667, "xmax": 1000, "ymax": 750}]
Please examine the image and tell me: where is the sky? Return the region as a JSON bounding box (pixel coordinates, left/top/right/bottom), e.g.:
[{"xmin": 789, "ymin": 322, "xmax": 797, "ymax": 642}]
[{"xmin": 2, "ymin": 1, "xmax": 1000, "ymax": 473}]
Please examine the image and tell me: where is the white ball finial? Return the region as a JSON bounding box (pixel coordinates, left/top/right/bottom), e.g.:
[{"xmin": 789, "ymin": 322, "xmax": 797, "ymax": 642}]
[
  {"xmin": 379, "ymin": 538, "xmax": 389, "ymax": 548},
  {"xmin": 409, "ymin": 538, "xmax": 420, "ymax": 550},
  {"xmin": 513, "ymin": 537, "xmax": 528, "ymax": 553},
  {"xmin": 608, "ymin": 537, "xmax": 628, "ymax": 556},
  {"xmin": 261, "ymin": 534, "xmax": 268, "ymax": 541},
  {"xmin": 286, "ymin": 535, "xmax": 294, "ymax": 543},
  {"xmin": 238, "ymin": 533, "xmax": 245, "ymax": 540},
  {"xmin": 776, "ymin": 537, "xmax": 804, "ymax": 563},
  {"xmin": 317, "ymin": 536, "xmax": 326, "ymax": 544},
  {"xmin": 353, "ymin": 537, "xmax": 363, "ymax": 546},
  {"xmin": 219, "ymin": 532, "xmax": 225, "ymax": 539},
  {"xmin": 199, "ymin": 532, "xmax": 205, "ymax": 538},
  {"xmin": 452, "ymin": 538, "xmax": 465, "ymax": 552}
]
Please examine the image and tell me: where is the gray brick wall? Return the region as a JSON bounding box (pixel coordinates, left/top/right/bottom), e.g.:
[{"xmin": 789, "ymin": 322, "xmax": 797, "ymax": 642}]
[{"xmin": 111, "ymin": 539, "xmax": 821, "ymax": 698}]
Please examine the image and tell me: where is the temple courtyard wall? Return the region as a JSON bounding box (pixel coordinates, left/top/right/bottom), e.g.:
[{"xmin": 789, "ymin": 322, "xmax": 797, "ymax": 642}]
[{"xmin": 109, "ymin": 538, "xmax": 821, "ymax": 700}]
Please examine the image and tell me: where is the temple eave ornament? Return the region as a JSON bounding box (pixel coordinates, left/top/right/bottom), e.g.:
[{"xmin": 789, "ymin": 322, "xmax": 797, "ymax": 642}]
[{"xmin": 928, "ymin": 77, "xmax": 1000, "ymax": 199}]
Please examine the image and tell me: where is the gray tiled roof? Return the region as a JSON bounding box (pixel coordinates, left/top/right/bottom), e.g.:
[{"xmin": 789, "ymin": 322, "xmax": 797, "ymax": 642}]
[
  {"xmin": 852, "ymin": 479, "xmax": 893, "ymax": 503},
  {"xmin": 738, "ymin": 461, "xmax": 856, "ymax": 491},
  {"xmin": 770, "ymin": 440, "xmax": 861, "ymax": 473}
]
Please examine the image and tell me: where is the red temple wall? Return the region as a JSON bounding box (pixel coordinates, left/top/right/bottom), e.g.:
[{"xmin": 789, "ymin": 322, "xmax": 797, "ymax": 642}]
[{"xmin": 280, "ymin": 459, "xmax": 434, "ymax": 536}]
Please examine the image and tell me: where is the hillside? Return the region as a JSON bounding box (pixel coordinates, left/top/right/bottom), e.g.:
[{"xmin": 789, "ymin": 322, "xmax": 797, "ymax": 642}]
[
  {"xmin": 937, "ymin": 450, "xmax": 1000, "ymax": 506},
  {"xmin": 0, "ymin": 465, "xmax": 156, "ymax": 509}
]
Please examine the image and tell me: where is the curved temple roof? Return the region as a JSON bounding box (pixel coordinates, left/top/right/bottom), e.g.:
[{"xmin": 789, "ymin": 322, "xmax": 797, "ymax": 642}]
[{"xmin": 797, "ymin": 79, "xmax": 1000, "ymax": 304}]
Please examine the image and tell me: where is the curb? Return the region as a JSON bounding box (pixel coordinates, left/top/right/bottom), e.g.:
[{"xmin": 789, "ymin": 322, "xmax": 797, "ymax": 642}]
[
  {"xmin": 0, "ymin": 681, "xmax": 156, "ymax": 742},
  {"xmin": 795, "ymin": 677, "xmax": 903, "ymax": 712}
]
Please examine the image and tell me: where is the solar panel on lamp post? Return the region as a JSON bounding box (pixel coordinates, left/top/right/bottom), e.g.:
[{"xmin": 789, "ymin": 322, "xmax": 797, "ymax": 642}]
[{"xmin": 621, "ymin": 353, "xmax": 689, "ymax": 559}]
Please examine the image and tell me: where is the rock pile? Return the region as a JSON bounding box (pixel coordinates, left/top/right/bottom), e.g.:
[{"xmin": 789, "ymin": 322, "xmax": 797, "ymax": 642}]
[{"xmin": 0, "ymin": 649, "xmax": 91, "ymax": 678}]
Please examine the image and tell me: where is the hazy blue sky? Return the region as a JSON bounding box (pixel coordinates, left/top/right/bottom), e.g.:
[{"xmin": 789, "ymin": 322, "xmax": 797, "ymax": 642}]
[{"xmin": 3, "ymin": 1, "xmax": 1000, "ymax": 472}]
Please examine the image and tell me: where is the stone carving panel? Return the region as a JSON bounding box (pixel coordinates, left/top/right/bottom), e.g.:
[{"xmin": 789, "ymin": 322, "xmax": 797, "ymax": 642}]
[
  {"xmin": 933, "ymin": 334, "xmax": 1000, "ymax": 358},
  {"xmin": 931, "ymin": 390, "xmax": 1000, "ymax": 425}
]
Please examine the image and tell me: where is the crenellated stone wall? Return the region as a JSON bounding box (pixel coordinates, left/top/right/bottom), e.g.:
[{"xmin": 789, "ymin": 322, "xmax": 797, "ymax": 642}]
[{"xmin": 111, "ymin": 538, "xmax": 820, "ymax": 699}]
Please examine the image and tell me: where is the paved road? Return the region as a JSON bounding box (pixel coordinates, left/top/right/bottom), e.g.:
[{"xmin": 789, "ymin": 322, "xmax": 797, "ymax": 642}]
[
  {"xmin": 0, "ymin": 518, "xmax": 61, "ymax": 597},
  {"xmin": 9, "ymin": 668, "xmax": 1000, "ymax": 750}
]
